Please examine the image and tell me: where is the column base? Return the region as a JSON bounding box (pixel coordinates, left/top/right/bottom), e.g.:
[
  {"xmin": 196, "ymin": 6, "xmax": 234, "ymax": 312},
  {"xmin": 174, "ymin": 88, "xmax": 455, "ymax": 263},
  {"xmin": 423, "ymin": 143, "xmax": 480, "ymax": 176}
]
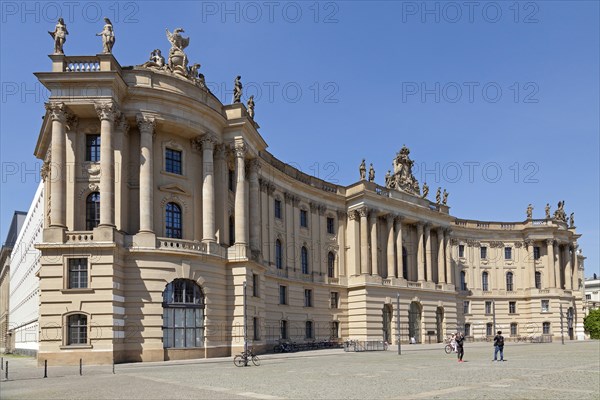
[
  {"xmin": 133, "ymin": 231, "xmax": 157, "ymax": 248},
  {"xmin": 94, "ymin": 225, "xmax": 116, "ymax": 241},
  {"xmin": 228, "ymin": 243, "xmax": 248, "ymax": 261},
  {"xmin": 43, "ymin": 226, "xmax": 66, "ymax": 243}
]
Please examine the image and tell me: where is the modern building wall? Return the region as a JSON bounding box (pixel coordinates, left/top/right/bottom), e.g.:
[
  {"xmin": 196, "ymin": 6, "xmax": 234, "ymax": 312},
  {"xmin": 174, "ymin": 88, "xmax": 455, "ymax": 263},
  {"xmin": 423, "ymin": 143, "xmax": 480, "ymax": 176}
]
[
  {"xmin": 8, "ymin": 183, "xmax": 44, "ymax": 356},
  {"xmin": 24, "ymin": 38, "xmax": 585, "ymax": 365}
]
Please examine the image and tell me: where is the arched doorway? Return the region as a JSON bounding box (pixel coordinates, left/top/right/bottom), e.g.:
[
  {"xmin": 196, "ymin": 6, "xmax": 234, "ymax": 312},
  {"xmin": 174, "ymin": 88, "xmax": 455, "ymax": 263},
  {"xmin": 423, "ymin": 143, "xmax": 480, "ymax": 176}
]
[
  {"xmin": 408, "ymin": 301, "xmax": 422, "ymax": 344},
  {"xmin": 162, "ymin": 279, "xmax": 205, "ymax": 349},
  {"xmin": 436, "ymin": 307, "xmax": 444, "ymax": 343},
  {"xmin": 382, "ymin": 304, "xmax": 393, "ymax": 343}
]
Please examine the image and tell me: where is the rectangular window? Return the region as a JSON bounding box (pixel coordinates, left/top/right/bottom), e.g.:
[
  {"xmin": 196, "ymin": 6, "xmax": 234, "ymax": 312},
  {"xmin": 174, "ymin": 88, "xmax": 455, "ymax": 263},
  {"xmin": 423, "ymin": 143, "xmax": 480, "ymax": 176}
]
[
  {"xmin": 533, "ymin": 246, "xmax": 540, "ymax": 260},
  {"xmin": 85, "ymin": 134, "xmax": 101, "ymax": 162},
  {"xmin": 252, "ymin": 273, "xmax": 259, "ymax": 297},
  {"xmin": 541, "ymin": 299, "xmax": 549, "ymax": 312},
  {"xmin": 510, "ymin": 323, "xmax": 518, "ymax": 336},
  {"xmin": 279, "ymin": 286, "xmax": 287, "ymax": 305},
  {"xmin": 68, "ymin": 258, "xmax": 88, "ymax": 289},
  {"xmin": 228, "ymin": 169, "xmax": 235, "ymax": 192},
  {"xmin": 253, "ymin": 317, "xmax": 260, "ymax": 340},
  {"xmin": 535, "ymin": 272, "xmax": 542, "ymax": 289},
  {"xmin": 458, "ymin": 244, "xmax": 465, "ymax": 258},
  {"xmin": 330, "ymin": 321, "xmax": 339, "ymax": 339},
  {"xmin": 480, "ymin": 247, "xmax": 487, "ymax": 259},
  {"xmin": 300, "ymin": 209, "xmax": 308, "ymax": 228},
  {"xmin": 482, "ymin": 273, "xmax": 489, "ymax": 291},
  {"xmin": 165, "ymin": 148, "xmax": 182, "ymax": 175},
  {"xmin": 509, "ymin": 301, "xmax": 516, "ymax": 314},
  {"xmin": 486, "ymin": 323, "xmax": 493, "ymax": 336},
  {"xmin": 327, "ymin": 217, "xmax": 335, "ymax": 234},
  {"xmin": 463, "ymin": 300, "xmax": 470, "ymax": 314},
  {"xmin": 304, "ymin": 289, "xmax": 312, "ymax": 307},
  {"xmin": 485, "ymin": 301, "xmax": 492, "ymax": 315},
  {"xmin": 305, "ymin": 321, "xmax": 313, "ymax": 339},
  {"xmin": 504, "ymin": 247, "xmax": 512, "ymax": 260},
  {"xmin": 330, "ymin": 292, "xmax": 338, "ymax": 309},
  {"xmin": 68, "ymin": 314, "xmax": 88, "ymax": 345},
  {"xmin": 542, "ymin": 322, "xmax": 550, "ymax": 334},
  {"xmin": 586, "ymin": 294, "xmax": 591, "ymax": 300},
  {"xmin": 280, "ymin": 320, "xmax": 288, "ymax": 339},
  {"xmin": 464, "ymin": 323, "xmax": 471, "ymax": 337},
  {"xmin": 274, "ymin": 199, "xmax": 282, "ymax": 219}
]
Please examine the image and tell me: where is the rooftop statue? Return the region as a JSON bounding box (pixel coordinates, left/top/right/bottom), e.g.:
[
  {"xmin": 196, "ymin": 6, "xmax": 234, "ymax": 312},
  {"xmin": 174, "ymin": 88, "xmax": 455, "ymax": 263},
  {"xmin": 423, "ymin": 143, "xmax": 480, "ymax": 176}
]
[
  {"xmin": 526, "ymin": 203, "xmax": 533, "ymax": 219},
  {"xmin": 569, "ymin": 212, "xmax": 575, "ymax": 228},
  {"xmin": 166, "ymin": 28, "xmax": 190, "ymax": 74},
  {"xmin": 49, "ymin": 18, "xmax": 68, "ymax": 54},
  {"xmin": 554, "ymin": 200, "xmax": 567, "ymax": 222},
  {"xmin": 388, "ymin": 145, "xmax": 420, "ymax": 195},
  {"xmin": 442, "ymin": 189, "xmax": 449, "ymax": 205},
  {"xmin": 247, "ymin": 95, "xmax": 255, "ymax": 119},
  {"xmin": 421, "ymin": 182, "xmax": 429, "ymax": 199},
  {"xmin": 384, "ymin": 170, "xmax": 392, "ymax": 188},
  {"xmin": 368, "ymin": 163, "xmax": 375, "ymax": 182},
  {"xmin": 545, "ymin": 203, "xmax": 551, "ymax": 219},
  {"xmin": 233, "ymin": 76, "xmax": 243, "ymax": 103},
  {"xmin": 359, "ymin": 159, "xmax": 366, "ymax": 180},
  {"xmin": 436, "ymin": 187, "xmax": 441, "ymax": 204},
  {"xmin": 97, "ymin": 17, "xmax": 115, "ymax": 54}
]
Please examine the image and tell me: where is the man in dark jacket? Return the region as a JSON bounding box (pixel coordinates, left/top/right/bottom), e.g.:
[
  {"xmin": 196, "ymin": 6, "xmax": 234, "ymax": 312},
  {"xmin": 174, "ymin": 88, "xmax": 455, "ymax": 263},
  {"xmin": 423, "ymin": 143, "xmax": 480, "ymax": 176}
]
[
  {"xmin": 493, "ymin": 330, "xmax": 505, "ymax": 361},
  {"xmin": 456, "ymin": 332, "xmax": 465, "ymax": 362}
]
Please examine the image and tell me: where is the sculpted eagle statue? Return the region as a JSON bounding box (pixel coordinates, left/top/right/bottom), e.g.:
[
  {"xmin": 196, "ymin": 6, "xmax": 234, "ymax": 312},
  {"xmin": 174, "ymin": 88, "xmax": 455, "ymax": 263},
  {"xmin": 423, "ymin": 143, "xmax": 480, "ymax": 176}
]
[{"xmin": 166, "ymin": 28, "xmax": 189, "ymax": 51}]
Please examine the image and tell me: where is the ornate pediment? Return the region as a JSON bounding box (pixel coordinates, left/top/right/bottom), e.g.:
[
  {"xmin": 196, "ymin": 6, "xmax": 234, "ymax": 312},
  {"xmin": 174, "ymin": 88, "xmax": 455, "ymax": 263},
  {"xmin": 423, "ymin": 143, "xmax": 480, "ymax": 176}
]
[
  {"xmin": 159, "ymin": 183, "xmax": 189, "ymax": 196},
  {"xmin": 384, "ymin": 145, "xmax": 420, "ymax": 196}
]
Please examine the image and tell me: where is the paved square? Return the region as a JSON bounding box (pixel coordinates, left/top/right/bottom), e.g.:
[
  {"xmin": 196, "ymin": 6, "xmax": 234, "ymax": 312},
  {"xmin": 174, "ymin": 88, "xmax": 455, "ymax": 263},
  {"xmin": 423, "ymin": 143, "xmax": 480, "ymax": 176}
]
[{"xmin": 1, "ymin": 341, "xmax": 599, "ymax": 399}]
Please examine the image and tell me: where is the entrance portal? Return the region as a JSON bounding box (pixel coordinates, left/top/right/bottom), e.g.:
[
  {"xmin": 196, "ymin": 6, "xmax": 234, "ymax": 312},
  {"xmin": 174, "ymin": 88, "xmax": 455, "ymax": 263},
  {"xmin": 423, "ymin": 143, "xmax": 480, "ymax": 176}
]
[{"xmin": 408, "ymin": 301, "xmax": 422, "ymax": 344}]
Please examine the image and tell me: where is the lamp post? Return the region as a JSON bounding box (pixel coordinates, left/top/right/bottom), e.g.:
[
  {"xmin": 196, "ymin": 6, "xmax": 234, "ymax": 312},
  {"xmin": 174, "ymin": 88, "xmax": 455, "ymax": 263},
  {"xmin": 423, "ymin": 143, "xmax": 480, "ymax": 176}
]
[
  {"xmin": 243, "ymin": 281, "xmax": 248, "ymax": 364},
  {"xmin": 560, "ymin": 303, "xmax": 565, "ymax": 345},
  {"xmin": 396, "ymin": 292, "xmax": 401, "ymax": 355}
]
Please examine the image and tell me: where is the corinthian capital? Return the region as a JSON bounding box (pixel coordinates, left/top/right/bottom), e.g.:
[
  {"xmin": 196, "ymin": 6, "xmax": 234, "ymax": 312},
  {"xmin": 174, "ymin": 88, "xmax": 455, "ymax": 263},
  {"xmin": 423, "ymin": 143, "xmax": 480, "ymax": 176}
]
[
  {"xmin": 234, "ymin": 141, "xmax": 247, "ymax": 158},
  {"xmin": 200, "ymin": 133, "xmax": 217, "ymax": 151},
  {"xmin": 348, "ymin": 210, "xmax": 359, "ymax": 221},
  {"xmin": 136, "ymin": 114, "xmax": 156, "ymax": 135},
  {"xmin": 95, "ymin": 102, "xmax": 118, "ymax": 122},
  {"xmin": 248, "ymin": 158, "xmax": 260, "ymax": 174},
  {"xmin": 45, "ymin": 102, "xmax": 67, "ymax": 122},
  {"xmin": 357, "ymin": 207, "xmax": 368, "ymax": 218}
]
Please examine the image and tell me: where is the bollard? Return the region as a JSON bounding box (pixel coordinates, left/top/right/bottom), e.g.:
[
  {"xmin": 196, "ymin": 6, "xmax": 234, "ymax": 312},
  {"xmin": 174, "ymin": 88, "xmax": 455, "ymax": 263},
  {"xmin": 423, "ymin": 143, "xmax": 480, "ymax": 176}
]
[
  {"xmin": 112, "ymin": 362, "xmax": 115, "ymax": 374},
  {"xmin": 44, "ymin": 360, "xmax": 48, "ymax": 378},
  {"xmin": 1, "ymin": 357, "xmax": 3, "ymax": 370},
  {"xmin": 5, "ymin": 361, "xmax": 7, "ymax": 380},
  {"xmin": 79, "ymin": 358, "xmax": 82, "ymax": 376}
]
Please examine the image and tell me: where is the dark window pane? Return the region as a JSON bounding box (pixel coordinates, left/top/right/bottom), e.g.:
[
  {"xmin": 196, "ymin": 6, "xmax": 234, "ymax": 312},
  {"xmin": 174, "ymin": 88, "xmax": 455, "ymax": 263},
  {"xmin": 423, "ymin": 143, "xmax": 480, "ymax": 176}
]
[
  {"xmin": 86, "ymin": 135, "xmax": 101, "ymax": 162},
  {"xmin": 165, "ymin": 148, "xmax": 182, "ymax": 175},
  {"xmin": 86, "ymin": 192, "xmax": 100, "ymax": 230}
]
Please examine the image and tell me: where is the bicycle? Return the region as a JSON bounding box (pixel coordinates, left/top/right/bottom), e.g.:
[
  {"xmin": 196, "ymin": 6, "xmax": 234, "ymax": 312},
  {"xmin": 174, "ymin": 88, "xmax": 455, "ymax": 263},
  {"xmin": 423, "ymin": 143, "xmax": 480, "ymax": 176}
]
[{"xmin": 233, "ymin": 348, "xmax": 260, "ymax": 367}]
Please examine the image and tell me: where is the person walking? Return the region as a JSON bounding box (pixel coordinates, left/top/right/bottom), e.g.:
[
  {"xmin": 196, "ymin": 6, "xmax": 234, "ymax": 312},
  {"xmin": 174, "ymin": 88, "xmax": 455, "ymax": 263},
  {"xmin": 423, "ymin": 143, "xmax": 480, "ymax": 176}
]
[
  {"xmin": 493, "ymin": 330, "xmax": 505, "ymax": 361},
  {"xmin": 456, "ymin": 332, "xmax": 465, "ymax": 362}
]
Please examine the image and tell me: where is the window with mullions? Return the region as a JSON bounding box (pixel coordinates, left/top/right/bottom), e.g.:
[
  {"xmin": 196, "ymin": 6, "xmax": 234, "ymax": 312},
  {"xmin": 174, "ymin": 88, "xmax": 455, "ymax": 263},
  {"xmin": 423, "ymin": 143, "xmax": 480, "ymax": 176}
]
[
  {"xmin": 162, "ymin": 279, "xmax": 205, "ymax": 348},
  {"xmin": 460, "ymin": 271, "xmax": 467, "ymax": 291},
  {"xmin": 486, "ymin": 322, "xmax": 493, "ymax": 336},
  {"xmin": 304, "ymin": 289, "xmax": 313, "ymax": 307},
  {"xmin": 535, "ymin": 271, "xmax": 542, "ymax": 289},
  {"xmin": 485, "ymin": 301, "xmax": 492, "ymax": 315},
  {"xmin": 533, "ymin": 246, "xmax": 540, "ymax": 260},
  {"xmin": 480, "ymin": 247, "xmax": 488, "ymax": 259},
  {"xmin": 330, "ymin": 321, "xmax": 339, "ymax": 339},
  {"xmin": 301, "ymin": 246, "xmax": 309, "ymax": 274},
  {"xmin": 305, "ymin": 321, "xmax": 313, "ymax": 339},
  {"xmin": 86, "ymin": 134, "xmax": 100, "ymax": 162},
  {"xmin": 300, "ymin": 209, "xmax": 308, "ymax": 228},
  {"xmin": 506, "ymin": 272, "xmax": 514, "ymax": 291},
  {"xmin": 274, "ymin": 199, "xmax": 282, "ymax": 219},
  {"xmin": 504, "ymin": 247, "xmax": 512, "ymax": 260},
  {"xmin": 327, "ymin": 252, "xmax": 335, "ymax": 278},
  {"xmin": 327, "ymin": 217, "xmax": 335, "ymax": 234},
  {"xmin": 510, "ymin": 323, "xmax": 518, "ymax": 336},
  {"xmin": 165, "ymin": 202, "xmax": 182, "ymax": 239},
  {"xmin": 86, "ymin": 192, "xmax": 100, "ymax": 230},
  {"xmin": 165, "ymin": 148, "xmax": 182, "ymax": 175},
  {"xmin": 275, "ymin": 239, "xmax": 283, "ymax": 269},
  {"xmin": 542, "ymin": 322, "xmax": 550, "ymax": 334},
  {"xmin": 482, "ymin": 271, "xmax": 489, "ymax": 291},
  {"xmin": 67, "ymin": 314, "xmax": 88, "ymax": 345},
  {"xmin": 509, "ymin": 301, "xmax": 516, "ymax": 314},
  {"xmin": 68, "ymin": 258, "xmax": 88, "ymax": 289}
]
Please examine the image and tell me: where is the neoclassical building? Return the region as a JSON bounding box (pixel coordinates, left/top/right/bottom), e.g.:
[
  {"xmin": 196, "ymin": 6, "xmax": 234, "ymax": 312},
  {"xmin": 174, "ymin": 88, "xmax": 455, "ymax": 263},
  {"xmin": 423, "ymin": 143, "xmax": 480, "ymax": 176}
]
[{"xmin": 29, "ymin": 27, "xmax": 585, "ymax": 365}]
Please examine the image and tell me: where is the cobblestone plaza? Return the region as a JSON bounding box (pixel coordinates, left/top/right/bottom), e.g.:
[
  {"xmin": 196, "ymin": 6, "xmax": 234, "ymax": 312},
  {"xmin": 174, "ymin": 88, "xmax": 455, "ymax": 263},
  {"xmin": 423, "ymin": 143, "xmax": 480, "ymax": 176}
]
[{"xmin": 1, "ymin": 341, "xmax": 598, "ymax": 399}]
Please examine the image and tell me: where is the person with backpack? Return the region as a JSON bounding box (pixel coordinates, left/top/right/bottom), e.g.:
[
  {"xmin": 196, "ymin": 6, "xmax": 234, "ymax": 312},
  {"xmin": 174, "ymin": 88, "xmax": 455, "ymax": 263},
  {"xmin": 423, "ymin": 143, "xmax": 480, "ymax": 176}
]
[
  {"xmin": 455, "ymin": 332, "xmax": 465, "ymax": 362},
  {"xmin": 493, "ymin": 330, "xmax": 505, "ymax": 361}
]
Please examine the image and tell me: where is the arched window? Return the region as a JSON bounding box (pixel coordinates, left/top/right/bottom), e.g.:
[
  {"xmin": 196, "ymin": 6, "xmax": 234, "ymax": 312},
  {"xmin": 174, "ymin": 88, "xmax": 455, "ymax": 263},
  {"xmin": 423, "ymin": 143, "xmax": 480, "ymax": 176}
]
[
  {"xmin": 460, "ymin": 271, "xmax": 467, "ymax": 291},
  {"xmin": 535, "ymin": 271, "xmax": 542, "ymax": 289},
  {"xmin": 165, "ymin": 202, "xmax": 182, "ymax": 239},
  {"xmin": 327, "ymin": 252, "xmax": 335, "ymax": 278},
  {"xmin": 482, "ymin": 271, "xmax": 489, "ymax": 291},
  {"xmin": 162, "ymin": 279, "xmax": 205, "ymax": 348},
  {"xmin": 301, "ymin": 246, "xmax": 309, "ymax": 274},
  {"xmin": 506, "ymin": 272, "xmax": 514, "ymax": 291},
  {"xmin": 275, "ymin": 239, "xmax": 283, "ymax": 269},
  {"xmin": 67, "ymin": 314, "xmax": 88, "ymax": 345},
  {"xmin": 86, "ymin": 192, "xmax": 100, "ymax": 230}
]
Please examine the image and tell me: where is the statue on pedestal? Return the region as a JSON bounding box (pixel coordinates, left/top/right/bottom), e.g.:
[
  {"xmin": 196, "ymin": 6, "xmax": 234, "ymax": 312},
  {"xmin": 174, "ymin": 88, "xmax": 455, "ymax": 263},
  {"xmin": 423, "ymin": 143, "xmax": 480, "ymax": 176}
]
[
  {"xmin": 569, "ymin": 212, "xmax": 575, "ymax": 228},
  {"xmin": 385, "ymin": 170, "xmax": 392, "ymax": 188},
  {"xmin": 166, "ymin": 28, "xmax": 190, "ymax": 75},
  {"xmin": 368, "ymin": 163, "xmax": 375, "ymax": 182},
  {"xmin": 96, "ymin": 17, "xmax": 115, "ymax": 54},
  {"xmin": 233, "ymin": 76, "xmax": 243, "ymax": 103},
  {"xmin": 554, "ymin": 200, "xmax": 567, "ymax": 222},
  {"xmin": 359, "ymin": 159, "xmax": 366, "ymax": 180},
  {"xmin": 526, "ymin": 204, "xmax": 533, "ymax": 219},
  {"xmin": 49, "ymin": 18, "xmax": 68, "ymax": 54},
  {"xmin": 247, "ymin": 95, "xmax": 255, "ymax": 119},
  {"xmin": 142, "ymin": 49, "xmax": 165, "ymax": 69},
  {"xmin": 421, "ymin": 182, "xmax": 429, "ymax": 199},
  {"xmin": 442, "ymin": 189, "xmax": 448, "ymax": 205},
  {"xmin": 436, "ymin": 187, "xmax": 441, "ymax": 204},
  {"xmin": 545, "ymin": 203, "xmax": 551, "ymax": 219}
]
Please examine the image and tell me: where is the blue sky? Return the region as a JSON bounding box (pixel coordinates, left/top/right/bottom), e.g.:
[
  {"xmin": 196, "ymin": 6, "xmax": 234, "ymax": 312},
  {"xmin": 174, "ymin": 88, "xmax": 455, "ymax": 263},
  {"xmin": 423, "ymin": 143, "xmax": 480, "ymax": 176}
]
[{"xmin": 1, "ymin": 1, "xmax": 598, "ymax": 277}]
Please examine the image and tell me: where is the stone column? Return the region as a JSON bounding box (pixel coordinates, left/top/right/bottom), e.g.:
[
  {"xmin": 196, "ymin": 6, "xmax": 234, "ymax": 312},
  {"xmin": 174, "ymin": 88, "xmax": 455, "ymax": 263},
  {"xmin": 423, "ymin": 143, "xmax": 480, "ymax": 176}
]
[
  {"xmin": 546, "ymin": 239, "xmax": 555, "ymax": 288},
  {"xmin": 95, "ymin": 103, "xmax": 117, "ymax": 227},
  {"xmin": 572, "ymin": 244, "xmax": 579, "ymax": 289},
  {"xmin": 337, "ymin": 210, "xmax": 347, "ymax": 276},
  {"xmin": 564, "ymin": 245, "xmax": 572, "ymax": 290},
  {"xmin": 424, "ymin": 224, "xmax": 432, "ymax": 282},
  {"xmin": 395, "ymin": 216, "xmax": 404, "ymax": 279},
  {"xmin": 248, "ymin": 159, "xmax": 261, "ymax": 251},
  {"xmin": 348, "ymin": 210, "xmax": 360, "ymax": 276},
  {"xmin": 417, "ymin": 222, "xmax": 425, "ymax": 281},
  {"xmin": 46, "ymin": 102, "xmax": 67, "ymax": 228},
  {"xmin": 214, "ymin": 145, "xmax": 227, "ymax": 244},
  {"xmin": 284, "ymin": 193, "xmax": 295, "ymax": 271},
  {"xmin": 136, "ymin": 115, "xmax": 155, "ymax": 233},
  {"xmin": 234, "ymin": 141, "xmax": 247, "ymax": 245},
  {"xmin": 437, "ymin": 228, "xmax": 445, "ymax": 284},
  {"xmin": 200, "ymin": 134, "xmax": 217, "ymax": 242},
  {"xmin": 553, "ymin": 241, "xmax": 560, "ymax": 289},
  {"xmin": 359, "ymin": 207, "xmax": 369, "ymax": 275},
  {"xmin": 526, "ymin": 240, "xmax": 536, "ymax": 289},
  {"xmin": 115, "ymin": 115, "xmax": 129, "ymax": 232},
  {"xmin": 445, "ymin": 229, "xmax": 453, "ymax": 285},
  {"xmin": 370, "ymin": 211, "xmax": 379, "ymax": 276},
  {"xmin": 386, "ymin": 214, "xmax": 395, "ymax": 279}
]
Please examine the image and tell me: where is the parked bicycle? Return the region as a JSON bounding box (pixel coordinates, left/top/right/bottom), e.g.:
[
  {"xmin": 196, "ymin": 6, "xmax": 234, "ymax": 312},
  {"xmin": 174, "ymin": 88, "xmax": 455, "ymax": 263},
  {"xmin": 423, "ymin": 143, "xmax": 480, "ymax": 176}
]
[
  {"xmin": 273, "ymin": 341, "xmax": 298, "ymax": 353},
  {"xmin": 233, "ymin": 348, "xmax": 260, "ymax": 367}
]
